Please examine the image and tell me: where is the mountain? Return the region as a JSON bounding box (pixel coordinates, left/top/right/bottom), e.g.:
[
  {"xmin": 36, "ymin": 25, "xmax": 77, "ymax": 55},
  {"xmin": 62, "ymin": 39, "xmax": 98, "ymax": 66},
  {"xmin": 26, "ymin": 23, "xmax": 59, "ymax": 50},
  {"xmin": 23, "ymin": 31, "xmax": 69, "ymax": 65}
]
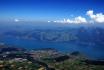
[{"xmin": 0, "ymin": 24, "xmax": 104, "ymax": 47}]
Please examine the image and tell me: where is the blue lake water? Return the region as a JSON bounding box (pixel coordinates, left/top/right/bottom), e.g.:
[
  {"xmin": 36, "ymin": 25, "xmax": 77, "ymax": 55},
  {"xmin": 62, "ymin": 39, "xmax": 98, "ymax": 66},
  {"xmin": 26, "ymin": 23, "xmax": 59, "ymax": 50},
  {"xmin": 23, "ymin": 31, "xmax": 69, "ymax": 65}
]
[{"xmin": 0, "ymin": 36, "xmax": 104, "ymax": 60}]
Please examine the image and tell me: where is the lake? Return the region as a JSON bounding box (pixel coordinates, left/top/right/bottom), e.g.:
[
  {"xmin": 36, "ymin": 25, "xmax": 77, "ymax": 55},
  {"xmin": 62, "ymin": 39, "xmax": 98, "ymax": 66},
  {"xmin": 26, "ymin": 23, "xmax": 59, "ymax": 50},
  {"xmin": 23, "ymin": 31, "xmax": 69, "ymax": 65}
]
[{"xmin": 0, "ymin": 36, "xmax": 104, "ymax": 60}]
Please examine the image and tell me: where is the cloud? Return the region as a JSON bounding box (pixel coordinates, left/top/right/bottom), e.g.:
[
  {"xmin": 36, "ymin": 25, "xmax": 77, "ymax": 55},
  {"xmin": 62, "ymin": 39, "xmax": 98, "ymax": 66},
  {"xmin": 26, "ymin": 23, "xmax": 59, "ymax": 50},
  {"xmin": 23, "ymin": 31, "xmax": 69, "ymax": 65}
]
[
  {"xmin": 73, "ymin": 16, "xmax": 87, "ymax": 23},
  {"xmin": 86, "ymin": 10, "xmax": 93, "ymax": 16},
  {"xmin": 48, "ymin": 21, "xmax": 51, "ymax": 22},
  {"xmin": 51, "ymin": 10, "xmax": 104, "ymax": 24},
  {"xmin": 14, "ymin": 19, "xmax": 19, "ymax": 22},
  {"xmin": 54, "ymin": 16, "xmax": 87, "ymax": 24},
  {"xmin": 87, "ymin": 10, "xmax": 104, "ymax": 23}
]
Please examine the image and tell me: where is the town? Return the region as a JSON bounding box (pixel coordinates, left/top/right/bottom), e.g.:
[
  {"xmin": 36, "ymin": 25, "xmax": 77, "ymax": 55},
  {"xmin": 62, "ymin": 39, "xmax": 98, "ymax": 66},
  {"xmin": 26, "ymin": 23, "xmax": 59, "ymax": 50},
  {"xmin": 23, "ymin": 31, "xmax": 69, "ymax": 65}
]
[{"xmin": 0, "ymin": 44, "xmax": 104, "ymax": 70}]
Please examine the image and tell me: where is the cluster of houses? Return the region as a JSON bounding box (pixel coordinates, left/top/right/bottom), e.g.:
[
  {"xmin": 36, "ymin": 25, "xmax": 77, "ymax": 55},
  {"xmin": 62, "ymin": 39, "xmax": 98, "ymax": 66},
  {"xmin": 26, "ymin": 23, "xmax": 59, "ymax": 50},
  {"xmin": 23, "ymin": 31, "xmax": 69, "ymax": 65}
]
[{"xmin": 0, "ymin": 45, "xmax": 70, "ymax": 70}]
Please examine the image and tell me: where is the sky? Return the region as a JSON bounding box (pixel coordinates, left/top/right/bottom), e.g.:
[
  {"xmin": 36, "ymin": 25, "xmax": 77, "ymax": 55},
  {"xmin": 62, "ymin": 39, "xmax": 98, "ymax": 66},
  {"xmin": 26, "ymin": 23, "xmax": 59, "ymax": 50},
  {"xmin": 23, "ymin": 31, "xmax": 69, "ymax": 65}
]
[{"xmin": 0, "ymin": 0, "xmax": 104, "ymax": 23}]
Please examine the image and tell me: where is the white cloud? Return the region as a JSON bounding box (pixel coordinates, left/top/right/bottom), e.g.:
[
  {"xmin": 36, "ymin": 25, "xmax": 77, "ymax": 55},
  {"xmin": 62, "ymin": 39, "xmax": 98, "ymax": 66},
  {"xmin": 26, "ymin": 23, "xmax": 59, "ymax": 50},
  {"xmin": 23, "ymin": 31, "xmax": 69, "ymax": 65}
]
[
  {"xmin": 54, "ymin": 16, "xmax": 87, "ymax": 24},
  {"xmin": 48, "ymin": 21, "xmax": 51, "ymax": 22},
  {"xmin": 86, "ymin": 10, "xmax": 93, "ymax": 16},
  {"xmin": 87, "ymin": 10, "xmax": 104, "ymax": 23},
  {"xmin": 73, "ymin": 16, "xmax": 87, "ymax": 23},
  {"xmin": 52, "ymin": 10, "xmax": 104, "ymax": 24},
  {"xmin": 14, "ymin": 19, "xmax": 19, "ymax": 22}
]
